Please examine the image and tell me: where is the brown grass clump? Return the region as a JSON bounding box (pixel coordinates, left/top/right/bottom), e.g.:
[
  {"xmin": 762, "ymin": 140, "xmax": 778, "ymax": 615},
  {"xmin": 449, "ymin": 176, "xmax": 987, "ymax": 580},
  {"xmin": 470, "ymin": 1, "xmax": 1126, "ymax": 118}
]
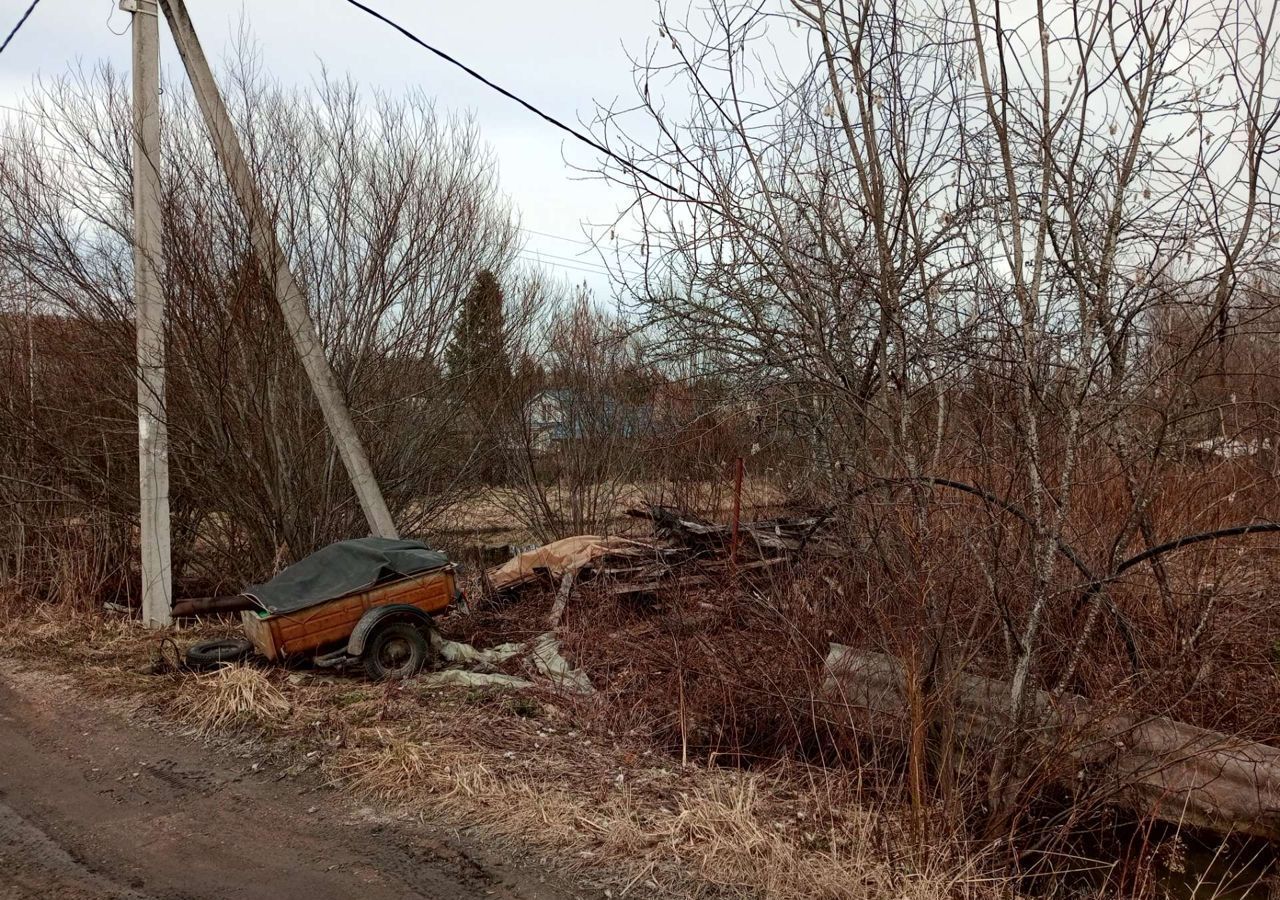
[
  {"xmin": 170, "ymin": 664, "xmax": 292, "ymax": 735},
  {"xmin": 325, "ymin": 721, "xmax": 999, "ymax": 899},
  {"xmin": 0, "ymin": 598, "xmax": 146, "ymax": 655}
]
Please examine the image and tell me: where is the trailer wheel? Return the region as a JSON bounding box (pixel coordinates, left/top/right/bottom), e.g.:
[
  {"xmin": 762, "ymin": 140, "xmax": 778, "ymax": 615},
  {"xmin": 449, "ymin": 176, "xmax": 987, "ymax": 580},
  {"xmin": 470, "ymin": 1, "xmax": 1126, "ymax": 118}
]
[
  {"xmin": 362, "ymin": 622, "xmax": 430, "ymax": 681},
  {"xmin": 186, "ymin": 637, "xmax": 253, "ymax": 670}
]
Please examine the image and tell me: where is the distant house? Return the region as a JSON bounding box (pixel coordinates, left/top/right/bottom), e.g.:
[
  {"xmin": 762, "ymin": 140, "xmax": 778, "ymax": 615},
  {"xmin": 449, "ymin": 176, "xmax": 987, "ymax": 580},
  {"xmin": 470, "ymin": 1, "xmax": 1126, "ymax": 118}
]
[
  {"xmin": 1188, "ymin": 435, "xmax": 1275, "ymax": 460},
  {"xmin": 521, "ymin": 387, "xmax": 651, "ymax": 452}
]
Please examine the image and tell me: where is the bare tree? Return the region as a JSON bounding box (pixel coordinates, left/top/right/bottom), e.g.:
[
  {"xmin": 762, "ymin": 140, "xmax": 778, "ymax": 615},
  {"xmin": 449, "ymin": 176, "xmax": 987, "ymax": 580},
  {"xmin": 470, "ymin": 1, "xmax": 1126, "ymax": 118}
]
[
  {"xmin": 0, "ymin": 50, "xmax": 523, "ymax": 591},
  {"xmin": 499, "ymin": 288, "xmax": 654, "ymax": 540},
  {"xmin": 592, "ymin": 0, "xmax": 1280, "ymax": 827}
]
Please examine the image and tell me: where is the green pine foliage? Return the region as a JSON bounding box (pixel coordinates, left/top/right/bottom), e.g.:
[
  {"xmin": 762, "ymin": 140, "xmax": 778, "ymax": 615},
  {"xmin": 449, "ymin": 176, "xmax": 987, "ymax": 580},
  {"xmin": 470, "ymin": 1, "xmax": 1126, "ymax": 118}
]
[{"xmin": 446, "ymin": 270, "xmax": 512, "ymax": 395}]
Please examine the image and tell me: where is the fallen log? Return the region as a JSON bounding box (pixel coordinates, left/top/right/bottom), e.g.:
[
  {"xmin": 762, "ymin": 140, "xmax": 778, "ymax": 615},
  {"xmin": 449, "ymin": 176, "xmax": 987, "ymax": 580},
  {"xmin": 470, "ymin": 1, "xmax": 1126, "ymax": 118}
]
[
  {"xmin": 171, "ymin": 595, "xmax": 257, "ymax": 618},
  {"xmin": 823, "ymin": 645, "xmax": 1280, "ymax": 840}
]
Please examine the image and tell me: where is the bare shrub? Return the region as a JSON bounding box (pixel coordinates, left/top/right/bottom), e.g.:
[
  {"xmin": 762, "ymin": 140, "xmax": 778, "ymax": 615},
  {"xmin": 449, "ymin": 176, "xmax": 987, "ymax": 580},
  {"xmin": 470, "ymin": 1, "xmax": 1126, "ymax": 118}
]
[
  {"xmin": 497, "ymin": 291, "xmax": 656, "ymax": 540},
  {"xmin": 576, "ymin": 0, "xmax": 1280, "ymax": 881},
  {"xmin": 0, "ymin": 48, "xmax": 523, "ymax": 592}
]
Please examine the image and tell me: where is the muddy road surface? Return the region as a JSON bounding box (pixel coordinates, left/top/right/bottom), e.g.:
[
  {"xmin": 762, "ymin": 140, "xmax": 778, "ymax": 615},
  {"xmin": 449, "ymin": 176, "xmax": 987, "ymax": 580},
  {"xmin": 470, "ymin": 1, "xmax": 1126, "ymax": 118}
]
[{"xmin": 0, "ymin": 666, "xmax": 579, "ymax": 900}]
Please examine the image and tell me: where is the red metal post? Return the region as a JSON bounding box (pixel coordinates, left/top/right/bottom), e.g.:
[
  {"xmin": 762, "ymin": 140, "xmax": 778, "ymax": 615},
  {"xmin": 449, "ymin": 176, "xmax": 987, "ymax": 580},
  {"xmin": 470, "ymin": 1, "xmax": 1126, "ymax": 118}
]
[{"xmin": 729, "ymin": 456, "xmax": 744, "ymax": 567}]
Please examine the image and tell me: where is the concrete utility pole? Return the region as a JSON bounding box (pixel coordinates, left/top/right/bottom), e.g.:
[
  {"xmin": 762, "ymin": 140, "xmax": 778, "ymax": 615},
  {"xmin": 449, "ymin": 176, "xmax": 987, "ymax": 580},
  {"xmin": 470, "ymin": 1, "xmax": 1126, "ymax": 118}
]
[
  {"xmin": 158, "ymin": 0, "xmax": 399, "ymax": 540},
  {"xmin": 126, "ymin": 0, "xmax": 172, "ymax": 628}
]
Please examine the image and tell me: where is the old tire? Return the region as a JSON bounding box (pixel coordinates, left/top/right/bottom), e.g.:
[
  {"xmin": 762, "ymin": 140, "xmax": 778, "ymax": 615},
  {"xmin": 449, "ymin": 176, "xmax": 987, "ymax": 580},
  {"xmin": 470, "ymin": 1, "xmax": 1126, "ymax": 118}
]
[
  {"xmin": 186, "ymin": 637, "xmax": 252, "ymax": 670},
  {"xmin": 362, "ymin": 622, "xmax": 430, "ymax": 681}
]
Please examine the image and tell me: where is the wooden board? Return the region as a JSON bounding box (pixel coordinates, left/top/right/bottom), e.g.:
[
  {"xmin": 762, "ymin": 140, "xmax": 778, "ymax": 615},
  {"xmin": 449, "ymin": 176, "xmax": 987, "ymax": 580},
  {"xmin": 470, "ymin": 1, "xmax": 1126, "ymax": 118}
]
[{"xmin": 241, "ymin": 567, "xmax": 455, "ymax": 661}]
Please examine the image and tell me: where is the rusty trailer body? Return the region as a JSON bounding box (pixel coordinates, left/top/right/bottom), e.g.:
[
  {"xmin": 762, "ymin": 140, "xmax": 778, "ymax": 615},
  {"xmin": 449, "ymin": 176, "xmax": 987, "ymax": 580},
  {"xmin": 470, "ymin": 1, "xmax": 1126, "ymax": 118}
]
[{"xmin": 241, "ymin": 566, "xmax": 456, "ymax": 662}]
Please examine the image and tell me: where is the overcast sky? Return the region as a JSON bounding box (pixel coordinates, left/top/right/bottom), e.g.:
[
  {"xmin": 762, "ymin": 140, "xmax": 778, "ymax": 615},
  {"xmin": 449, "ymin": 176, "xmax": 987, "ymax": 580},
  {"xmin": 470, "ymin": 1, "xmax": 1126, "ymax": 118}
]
[{"xmin": 0, "ymin": 0, "xmax": 670, "ymax": 291}]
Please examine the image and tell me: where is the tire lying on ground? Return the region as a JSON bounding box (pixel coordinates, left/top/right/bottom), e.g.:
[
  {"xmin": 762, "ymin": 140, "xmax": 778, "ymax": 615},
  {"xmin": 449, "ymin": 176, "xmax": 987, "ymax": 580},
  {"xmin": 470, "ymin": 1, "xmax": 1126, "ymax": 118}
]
[{"xmin": 185, "ymin": 637, "xmax": 253, "ymax": 670}]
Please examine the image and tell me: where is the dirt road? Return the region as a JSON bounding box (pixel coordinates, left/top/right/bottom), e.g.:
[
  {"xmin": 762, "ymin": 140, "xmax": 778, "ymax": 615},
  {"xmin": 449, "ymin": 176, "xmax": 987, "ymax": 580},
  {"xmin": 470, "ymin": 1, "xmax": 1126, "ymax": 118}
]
[{"xmin": 0, "ymin": 665, "xmax": 578, "ymax": 900}]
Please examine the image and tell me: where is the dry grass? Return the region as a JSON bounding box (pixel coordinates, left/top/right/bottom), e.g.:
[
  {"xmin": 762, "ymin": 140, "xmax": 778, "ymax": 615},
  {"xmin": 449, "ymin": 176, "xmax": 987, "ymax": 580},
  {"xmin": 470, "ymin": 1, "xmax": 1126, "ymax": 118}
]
[
  {"xmin": 0, "ymin": 598, "xmax": 1011, "ymax": 900},
  {"xmin": 436, "ymin": 478, "xmax": 787, "ymax": 534},
  {"xmin": 170, "ymin": 664, "xmax": 292, "ymax": 735},
  {"xmin": 322, "ymin": 715, "xmax": 999, "ymax": 899}
]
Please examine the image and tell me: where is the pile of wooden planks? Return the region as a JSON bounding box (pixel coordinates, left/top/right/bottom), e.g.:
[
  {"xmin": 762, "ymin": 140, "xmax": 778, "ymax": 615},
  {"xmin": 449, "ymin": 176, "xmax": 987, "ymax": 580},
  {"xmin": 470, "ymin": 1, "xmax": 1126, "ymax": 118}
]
[
  {"xmin": 486, "ymin": 503, "xmax": 837, "ymax": 599},
  {"xmin": 627, "ymin": 504, "xmax": 839, "ymax": 561}
]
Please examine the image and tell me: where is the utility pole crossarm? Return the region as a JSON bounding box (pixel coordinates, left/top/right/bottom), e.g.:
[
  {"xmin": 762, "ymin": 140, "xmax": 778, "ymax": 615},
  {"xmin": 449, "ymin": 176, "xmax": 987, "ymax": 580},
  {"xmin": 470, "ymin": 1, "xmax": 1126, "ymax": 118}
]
[{"xmin": 158, "ymin": 0, "xmax": 398, "ymax": 540}]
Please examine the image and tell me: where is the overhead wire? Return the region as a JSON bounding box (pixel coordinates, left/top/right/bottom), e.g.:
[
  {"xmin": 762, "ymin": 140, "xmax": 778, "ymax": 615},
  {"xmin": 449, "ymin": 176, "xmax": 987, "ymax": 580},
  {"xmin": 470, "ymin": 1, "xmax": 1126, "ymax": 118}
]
[
  {"xmin": 520, "ymin": 225, "xmax": 607, "ymax": 248},
  {"xmin": 0, "ymin": 132, "xmax": 82, "ymax": 158},
  {"xmin": 514, "ymin": 252, "xmax": 608, "ymax": 279},
  {"xmin": 106, "ymin": 0, "xmax": 131, "ymax": 36},
  {"xmin": 0, "ymin": 4, "xmax": 644, "ymax": 280},
  {"xmin": 518, "ymin": 246, "xmax": 609, "ymax": 272},
  {"xmin": 0, "ymin": 102, "xmax": 64, "ymax": 122},
  {"xmin": 337, "ymin": 0, "xmax": 695, "ymax": 204},
  {"xmin": 0, "ymin": 0, "xmax": 41, "ymax": 57}
]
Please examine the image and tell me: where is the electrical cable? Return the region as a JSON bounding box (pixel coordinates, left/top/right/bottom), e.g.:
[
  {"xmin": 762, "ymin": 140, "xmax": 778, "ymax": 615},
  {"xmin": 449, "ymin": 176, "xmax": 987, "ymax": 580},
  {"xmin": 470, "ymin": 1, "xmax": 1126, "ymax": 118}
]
[
  {"xmin": 0, "ymin": 0, "xmax": 41, "ymax": 57},
  {"xmin": 518, "ymin": 247, "xmax": 609, "ymax": 273},
  {"xmin": 514, "ymin": 252, "xmax": 607, "ymax": 279},
  {"xmin": 337, "ymin": 0, "xmax": 695, "ymax": 203},
  {"xmin": 107, "ymin": 0, "xmax": 132, "ymax": 37}
]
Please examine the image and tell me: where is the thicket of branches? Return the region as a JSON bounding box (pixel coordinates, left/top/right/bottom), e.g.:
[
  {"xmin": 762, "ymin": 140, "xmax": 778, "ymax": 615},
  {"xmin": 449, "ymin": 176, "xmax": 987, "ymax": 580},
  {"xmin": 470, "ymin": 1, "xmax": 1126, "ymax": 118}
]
[
  {"xmin": 582, "ymin": 0, "xmax": 1280, "ymax": 851},
  {"xmin": 2, "ymin": 1, "xmax": 1280, "ymax": 887},
  {"xmin": 0, "ymin": 58, "xmax": 530, "ymax": 592}
]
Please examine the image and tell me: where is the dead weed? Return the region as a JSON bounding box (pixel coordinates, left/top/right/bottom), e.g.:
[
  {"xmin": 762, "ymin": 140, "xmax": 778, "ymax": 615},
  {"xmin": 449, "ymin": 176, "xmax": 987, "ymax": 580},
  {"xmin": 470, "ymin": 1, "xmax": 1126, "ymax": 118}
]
[
  {"xmin": 0, "ymin": 603, "xmax": 1009, "ymax": 899},
  {"xmin": 171, "ymin": 664, "xmax": 292, "ymax": 734}
]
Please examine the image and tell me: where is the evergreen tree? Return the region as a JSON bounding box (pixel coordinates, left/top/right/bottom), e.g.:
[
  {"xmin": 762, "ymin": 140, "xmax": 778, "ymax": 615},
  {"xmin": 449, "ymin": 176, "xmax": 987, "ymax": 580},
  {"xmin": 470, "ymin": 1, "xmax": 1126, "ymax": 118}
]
[{"xmin": 445, "ymin": 270, "xmax": 511, "ymax": 394}]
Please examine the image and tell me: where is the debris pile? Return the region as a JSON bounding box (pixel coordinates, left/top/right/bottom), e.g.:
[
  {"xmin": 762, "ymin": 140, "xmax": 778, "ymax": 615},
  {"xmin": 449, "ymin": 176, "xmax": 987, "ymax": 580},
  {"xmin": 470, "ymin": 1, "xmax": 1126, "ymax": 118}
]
[
  {"xmin": 634, "ymin": 504, "xmax": 838, "ymax": 560},
  {"xmin": 442, "ymin": 503, "xmax": 837, "ymax": 699},
  {"xmin": 484, "ymin": 503, "xmax": 838, "ymax": 601}
]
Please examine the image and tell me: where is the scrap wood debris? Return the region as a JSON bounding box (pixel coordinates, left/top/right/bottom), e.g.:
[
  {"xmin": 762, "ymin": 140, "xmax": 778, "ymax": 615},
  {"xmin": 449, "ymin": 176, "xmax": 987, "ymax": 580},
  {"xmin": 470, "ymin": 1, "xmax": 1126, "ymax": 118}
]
[
  {"xmin": 442, "ymin": 503, "xmax": 837, "ymax": 694},
  {"xmin": 483, "ymin": 503, "xmax": 840, "ymax": 601},
  {"xmin": 631, "ymin": 504, "xmax": 839, "ymax": 560}
]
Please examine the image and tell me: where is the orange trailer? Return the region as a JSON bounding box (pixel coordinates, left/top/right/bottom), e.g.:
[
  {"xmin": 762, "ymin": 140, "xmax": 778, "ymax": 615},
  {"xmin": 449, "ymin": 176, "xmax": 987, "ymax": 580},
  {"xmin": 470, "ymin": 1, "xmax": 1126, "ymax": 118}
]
[
  {"xmin": 187, "ymin": 539, "xmax": 460, "ymax": 680},
  {"xmin": 241, "ymin": 566, "xmax": 457, "ymax": 675}
]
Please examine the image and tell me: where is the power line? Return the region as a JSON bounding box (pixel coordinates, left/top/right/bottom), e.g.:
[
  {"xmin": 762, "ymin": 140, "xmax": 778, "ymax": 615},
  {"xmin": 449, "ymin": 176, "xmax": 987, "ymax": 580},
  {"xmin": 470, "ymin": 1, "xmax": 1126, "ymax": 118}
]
[
  {"xmin": 519, "ymin": 246, "xmax": 609, "ymax": 272},
  {"xmin": 337, "ymin": 0, "xmax": 695, "ymax": 204},
  {"xmin": 0, "ymin": 102, "xmax": 67, "ymax": 125},
  {"xmin": 514, "ymin": 252, "xmax": 608, "ymax": 279},
  {"xmin": 0, "ymin": 0, "xmax": 41, "ymax": 57},
  {"xmin": 518, "ymin": 241, "xmax": 647, "ymax": 275},
  {"xmin": 519, "ymin": 225, "xmax": 604, "ymax": 248},
  {"xmin": 0, "ymin": 133, "xmax": 82, "ymax": 158}
]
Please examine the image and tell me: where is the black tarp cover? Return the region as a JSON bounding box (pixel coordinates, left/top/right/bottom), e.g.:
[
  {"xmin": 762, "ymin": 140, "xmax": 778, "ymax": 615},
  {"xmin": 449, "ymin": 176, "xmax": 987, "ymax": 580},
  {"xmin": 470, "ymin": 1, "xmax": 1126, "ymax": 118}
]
[{"xmin": 244, "ymin": 538, "xmax": 450, "ymax": 615}]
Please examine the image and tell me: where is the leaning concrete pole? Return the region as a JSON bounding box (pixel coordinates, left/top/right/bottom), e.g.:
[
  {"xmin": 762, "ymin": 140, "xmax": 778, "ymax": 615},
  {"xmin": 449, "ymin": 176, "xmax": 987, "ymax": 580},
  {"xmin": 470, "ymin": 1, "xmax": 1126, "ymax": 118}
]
[
  {"xmin": 159, "ymin": 0, "xmax": 399, "ymax": 539},
  {"xmin": 127, "ymin": 0, "xmax": 172, "ymax": 628}
]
